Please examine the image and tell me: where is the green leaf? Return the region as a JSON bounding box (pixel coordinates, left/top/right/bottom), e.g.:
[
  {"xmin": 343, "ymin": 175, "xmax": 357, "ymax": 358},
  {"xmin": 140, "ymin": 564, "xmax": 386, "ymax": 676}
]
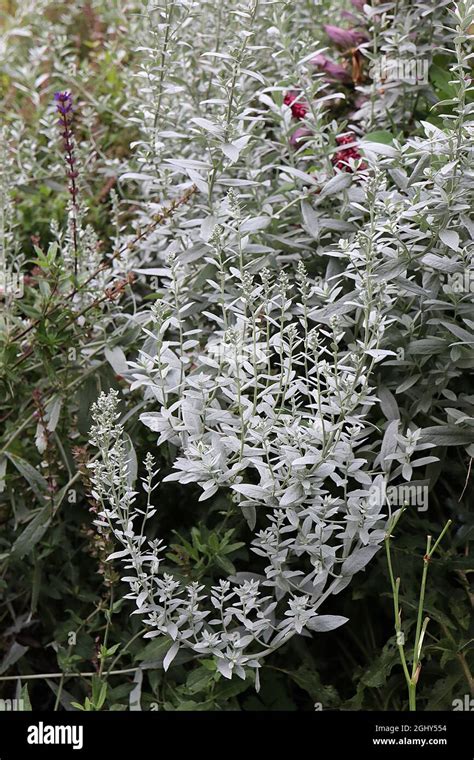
[
  {"xmin": 91, "ymin": 676, "xmax": 107, "ymax": 710},
  {"xmin": 364, "ymin": 130, "xmax": 395, "ymax": 144},
  {"xmin": 20, "ymin": 684, "xmax": 32, "ymax": 711},
  {"xmin": 186, "ymin": 667, "xmax": 213, "ymax": 695},
  {"xmin": 135, "ymin": 637, "xmax": 169, "ymax": 663},
  {"xmin": 289, "ymin": 666, "xmax": 340, "ymax": 707},
  {"xmin": 214, "ymin": 676, "xmax": 250, "ymax": 702},
  {"xmin": 11, "ymin": 508, "xmax": 52, "ymax": 559},
  {"xmin": 429, "ymin": 62, "xmax": 457, "ymax": 100},
  {"xmin": 360, "ymin": 639, "xmax": 399, "ymax": 689},
  {"xmin": 5, "ymin": 453, "xmax": 48, "ymax": 504},
  {"xmin": 419, "ymin": 426, "xmax": 474, "ymax": 446}
]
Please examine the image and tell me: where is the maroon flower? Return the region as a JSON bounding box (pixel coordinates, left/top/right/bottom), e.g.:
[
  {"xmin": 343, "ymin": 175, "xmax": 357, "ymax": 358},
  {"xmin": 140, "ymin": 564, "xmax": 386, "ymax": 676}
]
[
  {"xmin": 324, "ymin": 25, "xmax": 368, "ymax": 49},
  {"xmin": 311, "ymin": 53, "xmax": 351, "ymax": 83},
  {"xmin": 284, "ymin": 90, "xmax": 309, "ymax": 120},
  {"xmin": 336, "ymin": 134, "xmax": 357, "ymax": 146},
  {"xmin": 332, "ymin": 132, "xmax": 367, "ymax": 172}
]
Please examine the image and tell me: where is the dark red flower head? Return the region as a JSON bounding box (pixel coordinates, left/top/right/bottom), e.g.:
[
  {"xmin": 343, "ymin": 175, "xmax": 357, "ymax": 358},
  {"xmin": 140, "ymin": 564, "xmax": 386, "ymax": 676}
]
[
  {"xmin": 284, "ymin": 90, "xmax": 309, "ymax": 120},
  {"xmin": 336, "ymin": 133, "xmax": 357, "ymax": 146},
  {"xmin": 332, "ymin": 132, "xmax": 367, "ymax": 172}
]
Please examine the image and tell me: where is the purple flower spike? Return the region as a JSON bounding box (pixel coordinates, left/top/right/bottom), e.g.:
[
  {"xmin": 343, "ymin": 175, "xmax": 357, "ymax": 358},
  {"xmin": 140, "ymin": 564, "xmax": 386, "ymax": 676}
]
[
  {"xmin": 54, "ymin": 91, "xmax": 76, "ymax": 166},
  {"xmin": 54, "ymin": 91, "xmax": 73, "ymax": 112},
  {"xmin": 324, "ymin": 25, "xmax": 368, "ymax": 49},
  {"xmin": 311, "ymin": 53, "xmax": 351, "ymax": 83},
  {"xmin": 54, "ymin": 90, "xmax": 79, "ymax": 278},
  {"xmin": 55, "ymin": 92, "xmax": 74, "ymax": 136}
]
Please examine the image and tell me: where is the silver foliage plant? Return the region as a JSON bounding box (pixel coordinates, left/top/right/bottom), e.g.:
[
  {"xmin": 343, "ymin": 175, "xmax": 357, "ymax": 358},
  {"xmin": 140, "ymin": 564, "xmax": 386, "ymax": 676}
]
[
  {"xmin": 117, "ymin": 0, "xmax": 368, "ymax": 273},
  {"xmin": 89, "ymin": 0, "xmax": 474, "ymax": 685},
  {"xmin": 355, "ymin": 0, "xmax": 454, "ymax": 131},
  {"xmin": 89, "ymin": 237, "xmax": 392, "ymax": 683}
]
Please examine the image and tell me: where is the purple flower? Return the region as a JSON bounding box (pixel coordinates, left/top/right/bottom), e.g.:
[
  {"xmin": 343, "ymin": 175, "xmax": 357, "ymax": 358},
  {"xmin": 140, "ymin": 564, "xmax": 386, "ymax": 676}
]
[
  {"xmin": 341, "ymin": 10, "xmax": 359, "ymax": 23},
  {"xmin": 311, "ymin": 53, "xmax": 351, "ymax": 83},
  {"xmin": 54, "ymin": 91, "xmax": 74, "ymax": 128},
  {"xmin": 54, "ymin": 92, "xmax": 75, "ymax": 155},
  {"xmin": 324, "ymin": 25, "xmax": 368, "ymax": 49},
  {"xmin": 54, "ymin": 91, "xmax": 79, "ymax": 278},
  {"xmin": 289, "ymin": 126, "xmax": 312, "ymax": 148},
  {"xmin": 350, "ymin": 0, "xmax": 366, "ymax": 9},
  {"xmin": 54, "ymin": 90, "xmax": 72, "ymax": 110}
]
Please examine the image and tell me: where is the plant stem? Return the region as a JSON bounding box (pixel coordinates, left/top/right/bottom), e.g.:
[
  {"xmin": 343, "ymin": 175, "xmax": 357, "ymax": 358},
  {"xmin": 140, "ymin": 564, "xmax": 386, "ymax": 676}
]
[{"xmin": 385, "ymin": 512, "xmax": 452, "ymax": 711}]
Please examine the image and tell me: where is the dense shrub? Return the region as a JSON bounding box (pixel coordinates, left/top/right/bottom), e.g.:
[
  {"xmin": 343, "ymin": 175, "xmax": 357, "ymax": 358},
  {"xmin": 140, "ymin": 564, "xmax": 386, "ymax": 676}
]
[{"xmin": 0, "ymin": 0, "xmax": 472, "ymax": 711}]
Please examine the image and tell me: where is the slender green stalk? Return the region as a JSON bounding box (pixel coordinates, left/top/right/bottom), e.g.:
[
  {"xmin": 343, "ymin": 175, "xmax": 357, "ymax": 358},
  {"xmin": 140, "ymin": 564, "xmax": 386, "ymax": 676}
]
[{"xmin": 385, "ymin": 512, "xmax": 452, "ymax": 710}]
